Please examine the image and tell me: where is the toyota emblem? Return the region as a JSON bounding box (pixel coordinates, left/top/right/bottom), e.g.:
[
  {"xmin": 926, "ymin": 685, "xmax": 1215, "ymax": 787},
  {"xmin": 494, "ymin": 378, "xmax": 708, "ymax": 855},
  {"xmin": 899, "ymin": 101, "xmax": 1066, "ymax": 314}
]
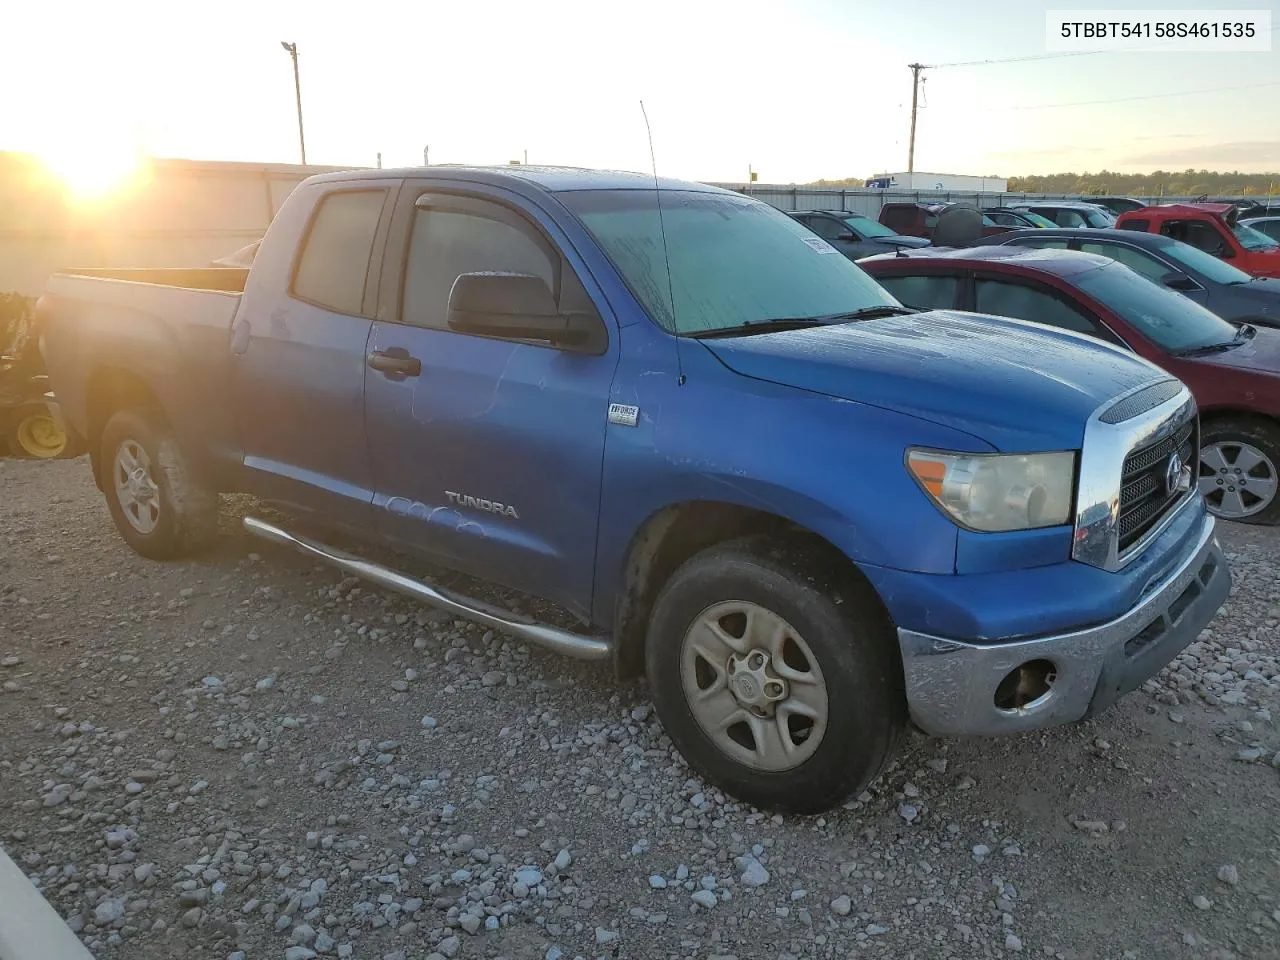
[{"xmin": 1165, "ymin": 453, "xmax": 1187, "ymax": 496}]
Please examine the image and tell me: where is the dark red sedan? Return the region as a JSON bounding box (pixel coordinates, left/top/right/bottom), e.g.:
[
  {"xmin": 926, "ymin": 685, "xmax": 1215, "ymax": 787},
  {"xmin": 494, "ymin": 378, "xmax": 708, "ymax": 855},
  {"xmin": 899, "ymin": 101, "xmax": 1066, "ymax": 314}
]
[{"xmin": 860, "ymin": 246, "xmax": 1280, "ymax": 524}]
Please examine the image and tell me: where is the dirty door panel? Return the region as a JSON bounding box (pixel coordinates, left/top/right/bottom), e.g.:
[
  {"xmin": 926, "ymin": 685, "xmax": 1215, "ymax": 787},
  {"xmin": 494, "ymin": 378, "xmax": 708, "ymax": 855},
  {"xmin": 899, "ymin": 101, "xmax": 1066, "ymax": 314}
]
[
  {"xmin": 233, "ymin": 185, "xmax": 396, "ymax": 527},
  {"xmin": 364, "ymin": 187, "xmax": 617, "ymax": 618}
]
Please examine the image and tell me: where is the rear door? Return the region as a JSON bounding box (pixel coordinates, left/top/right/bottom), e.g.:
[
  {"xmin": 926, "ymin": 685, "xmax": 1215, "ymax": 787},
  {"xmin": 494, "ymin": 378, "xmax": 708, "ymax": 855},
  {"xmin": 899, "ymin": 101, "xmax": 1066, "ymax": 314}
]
[
  {"xmin": 233, "ymin": 182, "xmax": 398, "ymax": 528},
  {"xmin": 363, "ymin": 181, "xmax": 618, "ymax": 617}
]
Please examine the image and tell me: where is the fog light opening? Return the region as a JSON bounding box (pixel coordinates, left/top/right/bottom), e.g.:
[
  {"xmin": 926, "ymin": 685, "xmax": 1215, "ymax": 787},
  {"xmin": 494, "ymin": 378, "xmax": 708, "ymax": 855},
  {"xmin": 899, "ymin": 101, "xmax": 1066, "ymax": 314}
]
[{"xmin": 994, "ymin": 659, "xmax": 1057, "ymax": 711}]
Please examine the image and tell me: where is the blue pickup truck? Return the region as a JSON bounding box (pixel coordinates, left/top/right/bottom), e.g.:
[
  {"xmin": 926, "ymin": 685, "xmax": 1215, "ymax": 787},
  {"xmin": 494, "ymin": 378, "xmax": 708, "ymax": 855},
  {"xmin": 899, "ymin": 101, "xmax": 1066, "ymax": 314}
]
[{"xmin": 38, "ymin": 167, "xmax": 1230, "ymax": 813}]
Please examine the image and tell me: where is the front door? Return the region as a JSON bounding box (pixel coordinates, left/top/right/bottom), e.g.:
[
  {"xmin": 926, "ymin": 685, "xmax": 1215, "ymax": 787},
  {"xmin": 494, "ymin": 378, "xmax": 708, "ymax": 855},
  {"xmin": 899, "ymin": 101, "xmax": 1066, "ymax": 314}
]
[
  {"xmin": 233, "ymin": 183, "xmax": 397, "ymax": 528},
  {"xmin": 803, "ymin": 215, "xmax": 867, "ymax": 259},
  {"xmin": 363, "ymin": 184, "xmax": 618, "ymax": 618}
]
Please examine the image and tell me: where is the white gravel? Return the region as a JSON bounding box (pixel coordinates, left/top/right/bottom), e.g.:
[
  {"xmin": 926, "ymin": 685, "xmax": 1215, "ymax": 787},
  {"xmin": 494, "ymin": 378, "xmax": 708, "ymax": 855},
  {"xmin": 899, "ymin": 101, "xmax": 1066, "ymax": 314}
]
[{"xmin": 1, "ymin": 458, "xmax": 1279, "ymax": 959}]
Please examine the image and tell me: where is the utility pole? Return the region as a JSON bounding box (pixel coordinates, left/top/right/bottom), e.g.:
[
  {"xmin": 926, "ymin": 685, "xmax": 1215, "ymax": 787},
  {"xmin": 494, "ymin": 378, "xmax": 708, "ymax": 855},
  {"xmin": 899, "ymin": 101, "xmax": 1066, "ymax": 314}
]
[
  {"xmin": 423, "ymin": 146, "xmax": 429, "ymax": 166},
  {"xmin": 280, "ymin": 42, "xmax": 307, "ymax": 165},
  {"xmin": 907, "ymin": 62, "xmax": 924, "ymax": 174},
  {"xmin": 524, "ymin": 149, "xmax": 528, "ymax": 165}
]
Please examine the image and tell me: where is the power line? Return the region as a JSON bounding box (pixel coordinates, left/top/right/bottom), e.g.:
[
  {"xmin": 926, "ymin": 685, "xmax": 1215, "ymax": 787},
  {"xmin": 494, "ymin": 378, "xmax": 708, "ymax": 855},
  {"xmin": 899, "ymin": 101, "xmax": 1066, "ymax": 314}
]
[
  {"xmin": 927, "ymin": 50, "xmax": 1107, "ymax": 69},
  {"xmin": 1009, "ymin": 78, "xmax": 1280, "ymax": 110}
]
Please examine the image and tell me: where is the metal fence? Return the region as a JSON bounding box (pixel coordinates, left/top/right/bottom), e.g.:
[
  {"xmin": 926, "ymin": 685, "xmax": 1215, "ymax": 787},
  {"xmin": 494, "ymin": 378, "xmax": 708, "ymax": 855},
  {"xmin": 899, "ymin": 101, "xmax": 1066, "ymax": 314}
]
[{"xmin": 706, "ymin": 184, "xmax": 1216, "ymax": 216}]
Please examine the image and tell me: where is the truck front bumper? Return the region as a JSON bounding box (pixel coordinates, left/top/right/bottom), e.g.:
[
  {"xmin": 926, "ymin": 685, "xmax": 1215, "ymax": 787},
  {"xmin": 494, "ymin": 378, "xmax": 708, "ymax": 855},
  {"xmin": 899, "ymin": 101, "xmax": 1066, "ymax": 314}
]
[{"xmin": 898, "ymin": 510, "xmax": 1229, "ymax": 737}]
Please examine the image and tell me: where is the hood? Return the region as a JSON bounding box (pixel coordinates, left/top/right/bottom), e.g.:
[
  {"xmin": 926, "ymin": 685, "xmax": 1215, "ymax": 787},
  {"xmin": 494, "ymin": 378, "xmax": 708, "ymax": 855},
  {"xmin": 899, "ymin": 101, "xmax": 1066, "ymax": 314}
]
[
  {"xmin": 703, "ymin": 310, "xmax": 1167, "ymax": 451},
  {"xmin": 1246, "ymin": 248, "xmax": 1280, "ymax": 277},
  {"xmin": 1193, "ymin": 325, "xmax": 1280, "ymax": 373},
  {"xmin": 1226, "ymin": 276, "xmax": 1280, "ymax": 316},
  {"xmin": 882, "ymin": 235, "xmax": 932, "ymax": 249}
]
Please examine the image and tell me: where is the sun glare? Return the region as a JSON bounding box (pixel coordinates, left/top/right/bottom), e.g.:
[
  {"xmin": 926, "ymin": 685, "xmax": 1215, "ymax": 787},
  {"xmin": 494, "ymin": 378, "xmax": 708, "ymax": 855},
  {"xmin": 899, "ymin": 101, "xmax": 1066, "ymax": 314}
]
[{"xmin": 38, "ymin": 141, "xmax": 148, "ymax": 201}]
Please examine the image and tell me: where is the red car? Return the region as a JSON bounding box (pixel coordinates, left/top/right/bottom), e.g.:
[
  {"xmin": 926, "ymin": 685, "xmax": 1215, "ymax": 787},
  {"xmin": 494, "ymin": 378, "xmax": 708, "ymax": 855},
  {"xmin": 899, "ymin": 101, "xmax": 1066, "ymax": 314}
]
[
  {"xmin": 1115, "ymin": 203, "xmax": 1280, "ymax": 279},
  {"xmin": 860, "ymin": 246, "xmax": 1280, "ymax": 523}
]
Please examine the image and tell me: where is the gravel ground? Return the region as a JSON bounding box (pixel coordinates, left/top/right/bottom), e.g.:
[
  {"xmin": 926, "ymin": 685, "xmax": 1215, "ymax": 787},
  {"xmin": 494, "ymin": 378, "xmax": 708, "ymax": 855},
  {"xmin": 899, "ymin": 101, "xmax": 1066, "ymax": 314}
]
[{"xmin": 2, "ymin": 456, "xmax": 1279, "ymax": 960}]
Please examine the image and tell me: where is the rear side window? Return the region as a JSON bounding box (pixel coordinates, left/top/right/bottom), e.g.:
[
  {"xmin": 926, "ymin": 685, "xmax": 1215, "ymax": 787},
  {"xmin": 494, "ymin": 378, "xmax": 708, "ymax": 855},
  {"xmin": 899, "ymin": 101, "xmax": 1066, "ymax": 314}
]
[
  {"xmin": 1161, "ymin": 220, "xmax": 1228, "ymax": 255},
  {"xmin": 1117, "ymin": 218, "xmax": 1149, "ymax": 231},
  {"xmin": 293, "ymin": 190, "xmax": 387, "ymax": 316},
  {"xmin": 975, "ymin": 278, "xmax": 1102, "ymax": 336},
  {"xmin": 880, "ymin": 207, "xmax": 914, "ymax": 231},
  {"xmin": 876, "ymin": 274, "xmax": 959, "ymax": 311}
]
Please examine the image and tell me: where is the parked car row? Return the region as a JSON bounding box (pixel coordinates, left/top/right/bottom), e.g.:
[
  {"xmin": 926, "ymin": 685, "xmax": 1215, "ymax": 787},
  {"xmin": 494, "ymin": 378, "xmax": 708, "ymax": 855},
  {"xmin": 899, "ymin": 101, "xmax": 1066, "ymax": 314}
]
[{"xmin": 861, "ymin": 244, "xmax": 1280, "ymax": 522}]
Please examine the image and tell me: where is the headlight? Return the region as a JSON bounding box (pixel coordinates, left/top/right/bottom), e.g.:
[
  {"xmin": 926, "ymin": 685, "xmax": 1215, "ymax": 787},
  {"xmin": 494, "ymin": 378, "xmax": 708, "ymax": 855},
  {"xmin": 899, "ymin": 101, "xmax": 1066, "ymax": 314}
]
[{"xmin": 906, "ymin": 449, "xmax": 1076, "ymax": 532}]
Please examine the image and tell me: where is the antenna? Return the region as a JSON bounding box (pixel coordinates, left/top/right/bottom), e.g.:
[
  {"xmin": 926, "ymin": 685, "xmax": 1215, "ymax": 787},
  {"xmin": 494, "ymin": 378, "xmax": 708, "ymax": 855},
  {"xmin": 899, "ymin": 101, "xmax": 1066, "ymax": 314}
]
[{"xmin": 639, "ymin": 100, "xmax": 685, "ymax": 387}]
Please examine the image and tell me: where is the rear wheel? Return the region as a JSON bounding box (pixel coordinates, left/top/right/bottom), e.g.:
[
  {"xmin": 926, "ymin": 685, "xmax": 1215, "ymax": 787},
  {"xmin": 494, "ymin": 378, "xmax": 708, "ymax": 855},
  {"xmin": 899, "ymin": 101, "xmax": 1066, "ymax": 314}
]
[
  {"xmin": 1199, "ymin": 417, "xmax": 1280, "ymax": 524},
  {"xmin": 100, "ymin": 408, "xmax": 220, "ymax": 558},
  {"xmin": 7, "ymin": 402, "xmax": 68, "ymax": 459},
  {"xmin": 645, "ymin": 536, "xmax": 905, "ymax": 814}
]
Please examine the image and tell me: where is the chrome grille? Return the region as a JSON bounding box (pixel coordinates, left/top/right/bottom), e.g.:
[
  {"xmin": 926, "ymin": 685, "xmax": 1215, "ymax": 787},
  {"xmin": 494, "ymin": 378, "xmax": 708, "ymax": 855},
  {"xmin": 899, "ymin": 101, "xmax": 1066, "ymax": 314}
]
[{"xmin": 1118, "ymin": 417, "xmax": 1196, "ymax": 552}]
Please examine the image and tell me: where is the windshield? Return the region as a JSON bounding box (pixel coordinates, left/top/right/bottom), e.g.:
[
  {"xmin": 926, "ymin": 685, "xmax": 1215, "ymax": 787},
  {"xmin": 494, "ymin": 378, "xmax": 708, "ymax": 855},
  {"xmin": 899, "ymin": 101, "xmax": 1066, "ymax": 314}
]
[
  {"xmin": 1023, "ymin": 211, "xmax": 1057, "ymax": 228},
  {"xmin": 1160, "ymin": 239, "xmax": 1254, "ymax": 284},
  {"xmin": 1083, "ymin": 208, "xmax": 1116, "ymax": 228},
  {"xmin": 561, "ymin": 190, "xmax": 899, "ymax": 335},
  {"xmin": 1232, "ymin": 221, "xmax": 1280, "ymax": 252},
  {"xmin": 844, "ymin": 215, "xmax": 898, "ymax": 239},
  {"xmin": 1075, "ymin": 261, "xmax": 1240, "ymax": 352}
]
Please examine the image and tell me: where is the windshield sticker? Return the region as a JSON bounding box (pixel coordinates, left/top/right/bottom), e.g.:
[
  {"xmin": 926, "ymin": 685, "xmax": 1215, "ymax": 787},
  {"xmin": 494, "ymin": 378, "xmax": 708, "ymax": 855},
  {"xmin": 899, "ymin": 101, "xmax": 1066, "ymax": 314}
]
[{"xmin": 802, "ymin": 237, "xmax": 840, "ymax": 255}]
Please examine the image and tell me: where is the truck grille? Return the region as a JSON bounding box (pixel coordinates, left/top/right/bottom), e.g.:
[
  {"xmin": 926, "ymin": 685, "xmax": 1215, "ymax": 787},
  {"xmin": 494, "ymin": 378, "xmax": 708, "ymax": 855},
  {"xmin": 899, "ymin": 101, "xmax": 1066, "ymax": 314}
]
[{"xmin": 1118, "ymin": 417, "xmax": 1197, "ymax": 552}]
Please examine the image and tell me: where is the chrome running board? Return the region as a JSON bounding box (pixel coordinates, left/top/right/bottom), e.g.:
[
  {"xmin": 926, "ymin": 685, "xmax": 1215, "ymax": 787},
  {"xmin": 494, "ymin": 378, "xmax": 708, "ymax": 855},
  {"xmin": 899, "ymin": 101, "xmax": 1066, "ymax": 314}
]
[{"xmin": 243, "ymin": 517, "xmax": 612, "ymax": 662}]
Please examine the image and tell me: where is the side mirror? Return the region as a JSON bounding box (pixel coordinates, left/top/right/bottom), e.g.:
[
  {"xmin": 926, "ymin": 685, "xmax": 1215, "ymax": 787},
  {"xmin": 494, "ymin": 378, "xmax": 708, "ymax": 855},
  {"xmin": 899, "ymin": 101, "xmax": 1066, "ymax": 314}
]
[
  {"xmin": 447, "ymin": 273, "xmax": 590, "ymax": 347},
  {"xmin": 836, "ymin": 231, "xmax": 859, "ymax": 242},
  {"xmin": 1215, "ymin": 245, "xmax": 1236, "ymax": 259},
  {"xmin": 1161, "ymin": 271, "xmax": 1199, "ymax": 292}
]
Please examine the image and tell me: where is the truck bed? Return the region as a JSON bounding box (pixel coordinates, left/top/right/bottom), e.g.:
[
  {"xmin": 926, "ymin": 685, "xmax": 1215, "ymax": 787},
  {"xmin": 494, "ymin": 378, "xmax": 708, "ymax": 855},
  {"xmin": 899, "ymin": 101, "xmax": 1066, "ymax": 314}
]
[
  {"xmin": 52, "ymin": 267, "xmax": 249, "ymax": 293},
  {"xmin": 39, "ymin": 271, "xmax": 245, "ymax": 483}
]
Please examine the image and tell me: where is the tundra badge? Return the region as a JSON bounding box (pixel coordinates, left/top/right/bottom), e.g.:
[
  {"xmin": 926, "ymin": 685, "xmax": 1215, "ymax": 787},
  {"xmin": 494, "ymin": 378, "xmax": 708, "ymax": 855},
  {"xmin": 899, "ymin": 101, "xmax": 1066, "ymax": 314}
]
[{"xmin": 445, "ymin": 491, "xmax": 519, "ymax": 519}]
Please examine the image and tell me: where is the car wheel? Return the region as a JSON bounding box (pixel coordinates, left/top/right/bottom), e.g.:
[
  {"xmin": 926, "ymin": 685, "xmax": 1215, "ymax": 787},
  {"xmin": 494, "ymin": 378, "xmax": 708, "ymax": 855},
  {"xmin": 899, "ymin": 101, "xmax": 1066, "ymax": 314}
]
[
  {"xmin": 645, "ymin": 536, "xmax": 905, "ymax": 814},
  {"xmin": 1199, "ymin": 417, "xmax": 1280, "ymax": 524},
  {"xmin": 100, "ymin": 408, "xmax": 220, "ymax": 558}
]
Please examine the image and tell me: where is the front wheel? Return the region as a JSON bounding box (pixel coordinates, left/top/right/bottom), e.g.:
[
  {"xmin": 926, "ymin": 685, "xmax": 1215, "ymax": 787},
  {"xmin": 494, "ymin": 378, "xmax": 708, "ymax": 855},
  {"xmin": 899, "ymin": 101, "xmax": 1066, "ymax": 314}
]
[
  {"xmin": 99, "ymin": 408, "xmax": 220, "ymax": 559},
  {"xmin": 1199, "ymin": 418, "xmax": 1280, "ymax": 524},
  {"xmin": 645, "ymin": 536, "xmax": 905, "ymax": 814}
]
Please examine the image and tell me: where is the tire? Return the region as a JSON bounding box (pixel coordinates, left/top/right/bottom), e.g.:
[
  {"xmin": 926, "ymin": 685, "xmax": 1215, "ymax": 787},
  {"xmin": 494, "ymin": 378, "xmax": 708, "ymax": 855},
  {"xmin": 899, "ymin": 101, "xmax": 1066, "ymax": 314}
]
[
  {"xmin": 6, "ymin": 402, "xmax": 69, "ymax": 459},
  {"xmin": 645, "ymin": 536, "xmax": 905, "ymax": 814},
  {"xmin": 1199, "ymin": 417, "xmax": 1280, "ymax": 525},
  {"xmin": 99, "ymin": 408, "xmax": 220, "ymax": 559}
]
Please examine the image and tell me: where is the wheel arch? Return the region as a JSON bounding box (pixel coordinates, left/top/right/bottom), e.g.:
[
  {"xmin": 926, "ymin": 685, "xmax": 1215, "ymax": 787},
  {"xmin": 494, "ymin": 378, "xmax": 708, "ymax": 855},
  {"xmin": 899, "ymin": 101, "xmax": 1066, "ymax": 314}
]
[
  {"xmin": 610, "ymin": 499, "xmax": 892, "ymax": 679},
  {"xmin": 84, "ymin": 366, "xmax": 164, "ymax": 489}
]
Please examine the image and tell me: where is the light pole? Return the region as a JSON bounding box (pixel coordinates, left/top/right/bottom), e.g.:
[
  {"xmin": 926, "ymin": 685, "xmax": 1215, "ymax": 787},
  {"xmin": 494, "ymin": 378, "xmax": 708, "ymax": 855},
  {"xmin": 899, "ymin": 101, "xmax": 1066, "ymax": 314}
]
[{"xmin": 280, "ymin": 41, "xmax": 306, "ymax": 165}]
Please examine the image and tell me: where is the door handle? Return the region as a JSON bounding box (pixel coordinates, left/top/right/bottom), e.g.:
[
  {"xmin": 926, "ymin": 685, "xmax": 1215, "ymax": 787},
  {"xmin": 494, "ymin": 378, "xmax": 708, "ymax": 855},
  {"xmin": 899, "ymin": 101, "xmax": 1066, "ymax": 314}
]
[{"xmin": 367, "ymin": 349, "xmax": 422, "ymax": 377}]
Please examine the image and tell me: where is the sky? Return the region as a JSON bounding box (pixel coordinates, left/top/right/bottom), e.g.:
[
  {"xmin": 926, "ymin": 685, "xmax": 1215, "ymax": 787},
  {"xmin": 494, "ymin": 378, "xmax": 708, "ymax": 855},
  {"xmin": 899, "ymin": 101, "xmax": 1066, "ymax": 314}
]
[{"xmin": 2, "ymin": 0, "xmax": 1278, "ymax": 184}]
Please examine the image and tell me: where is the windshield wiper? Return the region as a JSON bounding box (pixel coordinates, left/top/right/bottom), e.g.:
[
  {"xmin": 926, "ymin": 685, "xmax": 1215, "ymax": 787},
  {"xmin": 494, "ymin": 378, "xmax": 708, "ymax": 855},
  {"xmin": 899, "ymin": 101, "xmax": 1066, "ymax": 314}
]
[
  {"xmin": 688, "ymin": 317, "xmax": 831, "ymax": 339},
  {"xmin": 1175, "ymin": 323, "xmax": 1255, "ymax": 356},
  {"xmin": 688, "ymin": 305, "xmax": 918, "ymax": 339},
  {"xmin": 814, "ymin": 305, "xmax": 920, "ymax": 321}
]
